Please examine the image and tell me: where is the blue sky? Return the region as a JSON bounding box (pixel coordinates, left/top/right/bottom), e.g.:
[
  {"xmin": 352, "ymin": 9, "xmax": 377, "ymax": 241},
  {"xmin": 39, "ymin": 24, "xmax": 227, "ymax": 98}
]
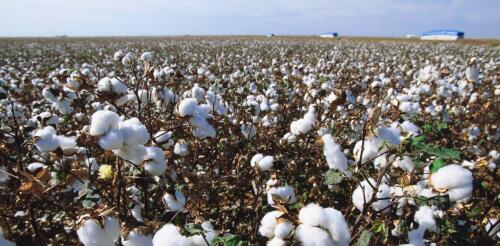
[{"xmin": 1, "ymin": 0, "xmax": 499, "ymax": 38}]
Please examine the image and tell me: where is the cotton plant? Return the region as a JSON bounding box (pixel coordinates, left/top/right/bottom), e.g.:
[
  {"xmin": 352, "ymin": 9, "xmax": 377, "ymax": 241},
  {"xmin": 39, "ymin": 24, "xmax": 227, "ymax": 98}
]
[
  {"xmin": 289, "ymin": 105, "xmax": 317, "ymax": 136},
  {"xmin": 258, "ymin": 210, "xmax": 294, "ymax": 244},
  {"xmin": 177, "ymin": 97, "xmax": 216, "ymax": 138},
  {"xmin": 429, "ymin": 164, "xmax": 473, "ymax": 202},
  {"xmin": 321, "ymin": 134, "xmax": 348, "ymax": 173},
  {"xmin": 152, "ymin": 223, "xmax": 211, "ymax": 246},
  {"xmin": 77, "ymin": 216, "xmax": 120, "ymax": 246},
  {"xmin": 162, "ymin": 188, "xmax": 186, "ymax": 212},
  {"xmin": 251, "ymin": 153, "xmax": 274, "ymax": 171},
  {"xmin": 352, "ymin": 178, "xmax": 391, "ymax": 212}
]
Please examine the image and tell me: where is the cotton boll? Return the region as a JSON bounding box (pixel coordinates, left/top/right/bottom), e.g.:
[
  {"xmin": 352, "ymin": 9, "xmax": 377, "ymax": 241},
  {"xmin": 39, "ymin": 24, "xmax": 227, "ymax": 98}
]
[
  {"xmin": 152, "ymin": 224, "xmax": 187, "ymax": 246},
  {"xmin": 173, "ymin": 140, "xmax": 190, "ymax": 156},
  {"xmin": 259, "ymin": 156, "xmax": 274, "ymax": 171},
  {"xmin": 295, "ymin": 224, "xmax": 334, "ymax": 246},
  {"xmin": 414, "ymin": 206, "xmax": 436, "ymax": 231},
  {"xmin": 274, "ymin": 221, "xmax": 293, "ymax": 239},
  {"xmin": 178, "ymin": 98, "xmax": 199, "ymax": 117},
  {"xmin": 258, "ymin": 211, "xmax": 284, "ymax": 238},
  {"xmin": 267, "ymin": 185, "xmax": 297, "ymax": 206},
  {"xmin": 162, "ymin": 189, "xmax": 186, "ymax": 212},
  {"xmin": 392, "ymin": 156, "xmax": 414, "ymax": 172},
  {"xmin": 130, "ymin": 203, "xmax": 143, "ymax": 222},
  {"xmin": 0, "ymin": 166, "xmax": 9, "ymax": 183},
  {"xmin": 122, "ymin": 231, "xmax": 153, "ymax": 246},
  {"xmin": 77, "ymin": 217, "xmax": 120, "ymax": 246},
  {"xmin": 98, "ymin": 128, "xmax": 124, "ymax": 150},
  {"xmin": 33, "ymin": 126, "xmax": 59, "ymax": 152},
  {"xmin": 112, "ymin": 144, "xmax": 147, "ymax": 164},
  {"xmin": 241, "ymin": 123, "xmax": 257, "ymax": 139},
  {"xmin": 143, "ymin": 147, "xmax": 166, "ymax": 176},
  {"xmin": 353, "ymin": 138, "xmax": 380, "ymax": 164},
  {"xmin": 118, "ymin": 118, "xmax": 150, "ymax": 145},
  {"xmin": 201, "ymin": 221, "xmax": 218, "ymax": 243},
  {"xmin": 377, "ymin": 126, "xmax": 401, "ymax": 145},
  {"xmin": 298, "ymin": 203, "xmax": 325, "ymax": 227},
  {"xmin": 323, "ymin": 208, "xmax": 351, "ymax": 246},
  {"xmin": 26, "ymin": 162, "xmax": 47, "ymax": 173},
  {"xmin": 267, "ymin": 237, "xmax": 286, "ymax": 246},
  {"xmin": 191, "ymin": 84, "xmax": 205, "ymax": 102},
  {"xmin": 352, "ymin": 178, "xmax": 391, "ymax": 212},
  {"xmin": 0, "ymin": 229, "xmax": 15, "ymax": 246},
  {"xmin": 401, "ymin": 121, "xmax": 420, "ymax": 135},
  {"xmin": 189, "ymin": 115, "xmax": 216, "ymax": 138},
  {"xmin": 430, "ymin": 164, "xmax": 473, "ymax": 202},
  {"xmin": 140, "ymin": 52, "xmax": 154, "ymax": 62},
  {"xmin": 154, "ymin": 130, "xmax": 174, "ymax": 148},
  {"xmin": 322, "ymin": 134, "xmax": 348, "ymax": 172},
  {"xmin": 485, "ymin": 218, "xmax": 500, "ymax": 239},
  {"xmin": 251, "ymin": 154, "xmax": 264, "ymax": 167},
  {"xmin": 89, "ymin": 110, "xmax": 120, "ymax": 136}
]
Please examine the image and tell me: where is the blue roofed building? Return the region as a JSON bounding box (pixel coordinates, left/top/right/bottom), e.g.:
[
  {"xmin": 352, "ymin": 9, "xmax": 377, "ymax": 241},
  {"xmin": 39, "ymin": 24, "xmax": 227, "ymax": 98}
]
[
  {"xmin": 320, "ymin": 32, "xmax": 338, "ymax": 38},
  {"xmin": 421, "ymin": 29, "xmax": 464, "ymax": 41}
]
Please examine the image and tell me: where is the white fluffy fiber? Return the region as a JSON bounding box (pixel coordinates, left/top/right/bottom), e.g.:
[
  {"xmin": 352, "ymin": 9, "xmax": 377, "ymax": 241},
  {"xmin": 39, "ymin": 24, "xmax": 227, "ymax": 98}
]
[
  {"xmin": 392, "ymin": 156, "xmax": 414, "ymax": 172},
  {"xmin": 430, "ymin": 164, "xmax": 473, "ymax": 202},
  {"xmin": 406, "ymin": 206, "xmax": 437, "ymax": 246},
  {"xmin": 77, "ymin": 216, "xmax": 120, "ymax": 246},
  {"xmin": 267, "ymin": 185, "xmax": 297, "ymax": 206},
  {"xmin": 122, "ymin": 231, "xmax": 153, "ymax": 246},
  {"xmin": 322, "ymin": 134, "xmax": 348, "ymax": 172},
  {"xmin": 152, "ymin": 223, "xmax": 208, "ymax": 246},
  {"xmin": 353, "ymin": 138, "xmax": 381, "ymax": 164},
  {"xmin": 143, "ymin": 146, "xmax": 167, "ymax": 176},
  {"xmin": 98, "ymin": 128, "xmax": 124, "ymax": 150},
  {"xmin": 297, "ymin": 203, "xmax": 350, "ymax": 246},
  {"xmin": 118, "ymin": 118, "xmax": 150, "ymax": 146},
  {"xmin": 89, "ymin": 110, "xmax": 120, "ymax": 136},
  {"xmin": 267, "ymin": 237, "xmax": 286, "ymax": 246},
  {"xmin": 290, "ymin": 105, "xmax": 316, "ymax": 135},
  {"xmin": 250, "ymin": 153, "xmax": 273, "ymax": 171},
  {"xmin": 33, "ymin": 126, "xmax": 77, "ymax": 153},
  {"xmin": 162, "ymin": 189, "xmax": 186, "ymax": 212},
  {"xmin": 173, "ymin": 140, "xmax": 190, "ymax": 156},
  {"xmin": 154, "ymin": 130, "xmax": 174, "ymax": 149},
  {"xmin": 0, "ymin": 228, "xmax": 14, "ymax": 246},
  {"xmin": 178, "ymin": 98, "xmax": 199, "ymax": 117},
  {"xmin": 112, "ymin": 144, "xmax": 147, "ymax": 164},
  {"xmin": 258, "ymin": 211, "xmax": 285, "ymax": 238},
  {"xmin": 97, "ymin": 77, "xmax": 128, "ymax": 95},
  {"xmin": 352, "ymin": 178, "xmax": 391, "ymax": 212}
]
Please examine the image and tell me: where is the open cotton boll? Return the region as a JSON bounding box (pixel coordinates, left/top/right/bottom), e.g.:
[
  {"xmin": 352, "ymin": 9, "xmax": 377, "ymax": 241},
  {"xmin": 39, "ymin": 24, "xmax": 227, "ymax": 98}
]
[
  {"xmin": 251, "ymin": 154, "xmax": 264, "ymax": 167},
  {"xmin": 323, "ymin": 208, "xmax": 351, "ymax": 246},
  {"xmin": 430, "ymin": 164, "xmax": 473, "ymax": 202},
  {"xmin": 118, "ymin": 118, "xmax": 150, "ymax": 145},
  {"xmin": 143, "ymin": 147, "xmax": 167, "ymax": 176},
  {"xmin": 322, "ymin": 134, "xmax": 348, "ymax": 172},
  {"xmin": 27, "ymin": 162, "xmax": 47, "ymax": 173},
  {"xmin": 140, "ymin": 52, "xmax": 154, "ymax": 61},
  {"xmin": 353, "ymin": 138, "xmax": 380, "ymax": 164},
  {"xmin": 267, "ymin": 237, "xmax": 286, "ymax": 246},
  {"xmin": 0, "ymin": 166, "xmax": 9, "ymax": 183},
  {"xmin": 89, "ymin": 110, "xmax": 120, "ymax": 136},
  {"xmin": 201, "ymin": 221, "xmax": 218, "ymax": 243},
  {"xmin": 298, "ymin": 203, "xmax": 325, "ymax": 227},
  {"xmin": 33, "ymin": 126, "xmax": 59, "ymax": 152},
  {"xmin": 258, "ymin": 211, "xmax": 285, "ymax": 238},
  {"xmin": 377, "ymin": 126, "xmax": 401, "ymax": 145},
  {"xmin": 112, "ymin": 144, "xmax": 147, "ymax": 164},
  {"xmin": 290, "ymin": 106, "xmax": 316, "ymax": 135},
  {"xmin": 162, "ymin": 189, "xmax": 186, "ymax": 212},
  {"xmin": 122, "ymin": 231, "xmax": 153, "ymax": 246},
  {"xmin": 414, "ymin": 206, "xmax": 436, "ymax": 231},
  {"xmin": 392, "ymin": 156, "xmax": 414, "ymax": 172},
  {"xmin": 352, "ymin": 178, "xmax": 391, "ymax": 212},
  {"xmin": 154, "ymin": 130, "xmax": 174, "ymax": 148},
  {"xmin": 173, "ymin": 140, "xmax": 190, "ymax": 156},
  {"xmin": 178, "ymin": 98, "xmax": 199, "ymax": 117},
  {"xmin": 267, "ymin": 186, "xmax": 297, "ymax": 206},
  {"xmin": 191, "ymin": 84, "xmax": 206, "ymax": 102},
  {"xmin": 485, "ymin": 218, "xmax": 500, "ymax": 239},
  {"xmin": 130, "ymin": 203, "xmax": 143, "ymax": 222},
  {"xmin": 401, "ymin": 120, "xmax": 420, "ymax": 135},
  {"xmin": 274, "ymin": 220, "xmax": 294, "ymax": 239},
  {"xmin": 241, "ymin": 123, "xmax": 257, "ymax": 139},
  {"xmin": 189, "ymin": 115, "xmax": 216, "ymax": 138},
  {"xmin": 259, "ymin": 156, "xmax": 274, "ymax": 171},
  {"xmin": 98, "ymin": 128, "xmax": 124, "ymax": 150},
  {"xmin": 77, "ymin": 216, "xmax": 120, "ymax": 246},
  {"xmin": 152, "ymin": 224, "xmax": 187, "ymax": 246},
  {"xmin": 295, "ymin": 224, "xmax": 334, "ymax": 246}
]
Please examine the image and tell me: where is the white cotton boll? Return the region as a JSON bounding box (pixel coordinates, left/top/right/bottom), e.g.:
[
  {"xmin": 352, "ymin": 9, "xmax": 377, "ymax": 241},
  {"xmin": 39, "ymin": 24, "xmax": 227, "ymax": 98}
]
[
  {"xmin": 430, "ymin": 164, "xmax": 473, "ymax": 202},
  {"xmin": 323, "ymin": 208, "xmax": 351, "ymax": 246},
  {"xmin": 282, "ymin": 132, "xmax": 297, "ymax": 143},
  {"xmin": 299, "ymin": 203, "xmax": 325, "ymax": 227},
  {"xmin": 192, "ymin": 84, "xmax": 205, "ymax": 102},
  {"xmin": 352, "ymin": 178, "xmax": 391, "ymax": 212},
  {"xmin": 392, "ymin": 156, "xmax": 414, "ymax": 172},
  {"xmin": 34, "ymin": 126, "xmax": 59, "ymax": 152},
  {"xmin": 57, "ymin": 135, "xmax": 77, "ymax": 152},
  {"xmin": 259, "ymin": 156, "xmax": 274, "ymax": 171},
  {"xmin": 465, "ymin": 66, "xmax": 479, "ymax": 83},
  {"xmin": 173, "ymin": 141, "xmax": 190, "ymax": 156},
  {"xmin": 251, "ymin": 154, "xmax": 264, "ymax": 167},
  {"xmin": 118, "ymin": 118, "xmax": 150, "ymax": 145},
  {"xmin": 401, "ymin": 121, "xmax": 420, "ymax": 135},
  {"xmin": 322, "ymin": 134, "xmax": 348, "ymax": 172},
  {"xmin": 109, "ymin": 78, "xmax": 128, "ymax": 95},
  {"xmin": 0, "ymin": 166, "xmax": 9, "ymax": 183},
  {"xmin": 143, "ymin": 147, "xmax": 166, "ymax": 176},
  {"xmin": 152, "ymin": 224, "xmax": 187, "ymax": 246},
  {"xmin": 201, "ymin": 221, "xmax": 218, "ymax": 243},
  {"xmin": 140, "ymin": 52, "xmax": 154, "ymax": 62},
  {"xmin": 267, "ymin": 186, "xmax": 297, "ymax": 206},
  {"xmin": 113, "ymin": 50, "xmax": 124, "ymax": 61},
  {"xmin": 178, "ymin": 98, "xmax": 199, "ymax": 117},
  {"xmin": 267, "ymin": 237, "xmax": 286, "ymax": 246},
  {"xmin": 259, "ymin": 211, "xmax": 285, "ymax": 238},
  {"xmin": 377, "ymin": 127, "xmax": 401, "ymax": 145},
  {"xmin": 27, "ymin": 162, "xmax": 47, "ymax": 173},
  {"xmin": 353, "ymin": 138, "xmax": 380, "ymax": 164},
  {"xmin": 130, "ymin": 203, "xmax": 143, "ymax": 222},
  {"xmin": 241, "ymin": 123, "xmax": 257, "ymax": 139},
  {"xmin": 122, "ymin": 231, "xmax": 153, "ymax": 246},
  {"xmin": 122, "ymin": 52, "xmax": 134, "ymax": 66},
  {"xmin": 162, "ymin": 189, "xmax": 186, "ymax": 212},
  {"xmin": 154, "ymin": 130, "xmax": 174, "ymax": 148},
  {"xmin": 98, "ymin": 128, "xmax": 124, "ymax": 150},
  {"xmin": 0, "ymin": 229, "xmax": 14, "ymax": 246},
  {"xmin": 485, "ymin": 218, "xmax": 500, "ymax": 239},
  {"xmin": 274, "ymin": 221, "xmax": 293, "ymax": 239},
  {"xmin": 414, "ymin": 206, "xmax": 436, "ymax": 231},
  {"xmin": 189, "ymin": 115, "xmax": 216, "ymax": 138},
  {"xmin": 295, "ymin": 224, "xmax": 334, "ymax": 246},
  {"xmin": 112, "ymin": 144, "xmax": 147, "ymax": 164},
  {"xmin": 89, "ymin": 110, "xmax": 120, "ymax": 136},
  {"xmin": 77, "ymin": 217, "xmax": 120, "ymax": 246}
]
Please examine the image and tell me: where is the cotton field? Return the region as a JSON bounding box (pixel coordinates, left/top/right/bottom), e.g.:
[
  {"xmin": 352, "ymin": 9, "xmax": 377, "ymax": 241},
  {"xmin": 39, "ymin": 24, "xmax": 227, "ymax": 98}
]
[{"xmin": 0, "ymin": 37, "xmax": 498, "ymax": 245}]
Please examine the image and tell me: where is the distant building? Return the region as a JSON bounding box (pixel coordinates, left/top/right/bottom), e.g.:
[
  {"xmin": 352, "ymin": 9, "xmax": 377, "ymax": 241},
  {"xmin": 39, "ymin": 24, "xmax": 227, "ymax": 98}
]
[
  {"xmin": 320, "ymin": 32, "xmax": 338, "ymax": 38},
  {"xmin": 405, "ymin": 34, "xmax": 418, "ymax": 39},
  {"xmin": 421, "ymin": 30, "xmax": 464, "ymax": 41},
  {"xmin": 266, "ymin": 34, "xmax": 275, "ymax": 37}
]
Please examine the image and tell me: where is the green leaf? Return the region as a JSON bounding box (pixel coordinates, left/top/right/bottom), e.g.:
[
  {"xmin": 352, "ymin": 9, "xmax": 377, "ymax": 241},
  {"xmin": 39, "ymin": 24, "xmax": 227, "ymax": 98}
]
[
  {"xmin": 421, "ymin": 144, "xmax": 461, "ymax": 160},
  {"xmin": 289, "ymin": 202, "xmax": 303, "ymax": 210},
  {"xmin": 184, "ymin": 223, "xmax": 204, "ymax": 236},
  {"xmin": 213, "ymin": 235, "xmax": 254, "ymax": 246},
  {"xmin": 372, "ymin": 220, "xmax": 386, "ymax": 234},
  {"xmin": 430, "ymin": 158, "xmax": 446, "ymax": 173},
  {"xmin": 81, "ymin": 199, "xmax": 96, "ymax": 208},
  {"xmin": 323, "ymin": 170, "xmax": 343, "ymax": 185},
  {"xmin": 354, "ymin": 230, "xmax": 373, "ymax": 246},
  {"xmin": 414, "ymin": 196, "xmax": 429, "ymax": 206}
]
